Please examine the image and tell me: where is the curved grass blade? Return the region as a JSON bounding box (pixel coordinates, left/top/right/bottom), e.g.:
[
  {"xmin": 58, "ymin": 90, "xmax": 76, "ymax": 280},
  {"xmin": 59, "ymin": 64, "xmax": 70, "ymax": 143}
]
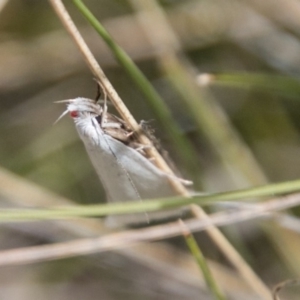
[
  {"xmin": 1, "ymin": 177, "xmax": 300, "ymax": 221},
  {"xmin": 179, "ymin": 219, "xmax": 228, "ymax": 300}
]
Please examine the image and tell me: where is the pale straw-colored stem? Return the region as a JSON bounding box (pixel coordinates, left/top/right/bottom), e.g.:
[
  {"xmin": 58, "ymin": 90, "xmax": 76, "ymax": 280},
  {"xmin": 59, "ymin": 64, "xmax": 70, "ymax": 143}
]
[{"xmin": 0, "ymin": 193, "xmax": 300, "ymax": 266}]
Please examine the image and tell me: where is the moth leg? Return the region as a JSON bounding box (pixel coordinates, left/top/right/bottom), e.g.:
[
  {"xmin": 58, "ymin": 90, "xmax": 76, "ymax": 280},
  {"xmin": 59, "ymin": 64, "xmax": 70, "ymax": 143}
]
[
  {"xmin": 163, "ymin": 173, "xmax": 193, "ymax": 186},
  {"xmin": 134, "ymin": 144, "xmax": 152, "ymax": 152},
  {"xmin": 131, "ymin": 143, "xmax": 153, "ymax": 157},
  {"xmin": 101, "ymin": 89, "xmax": 108, "ymax": 128},
  {"xmin": 102, "ymin": 122, "xmax": 122, "ymax": 129},
  {"xmin": 94, "ymin": 78, "xmax": 102, "ymax": 102},
  {"xmin": 125, "ymin": 131, "xmax": 135, "ymax": 138},
  {"xmin": 94, "ymin": 79, "xmax": 108, "ymax": 128}
]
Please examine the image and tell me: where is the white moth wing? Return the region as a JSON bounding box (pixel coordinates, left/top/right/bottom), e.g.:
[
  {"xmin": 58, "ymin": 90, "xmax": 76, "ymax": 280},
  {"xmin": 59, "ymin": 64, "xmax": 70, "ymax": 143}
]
[
  {"xmin": 74, "ymin": 115, "xmax": 181, "ymax": 226},
  {"xmin": 105, "ymin": 135, "xmax": 177, "ymax": 198}
]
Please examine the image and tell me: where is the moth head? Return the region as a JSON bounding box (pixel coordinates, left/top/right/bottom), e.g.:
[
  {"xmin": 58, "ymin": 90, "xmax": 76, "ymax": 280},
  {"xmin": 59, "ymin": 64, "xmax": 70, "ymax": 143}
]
[{"xmin": 54, "ymin": 97, "xmax": 103, "ymax": 124}]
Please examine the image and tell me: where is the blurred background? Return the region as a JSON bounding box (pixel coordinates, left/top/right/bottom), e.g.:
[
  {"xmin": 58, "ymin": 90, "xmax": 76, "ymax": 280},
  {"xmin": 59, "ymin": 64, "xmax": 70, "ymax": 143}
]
[{"xmin": 1, "ymin": 0, "xmax": 300, "ymax": 299}]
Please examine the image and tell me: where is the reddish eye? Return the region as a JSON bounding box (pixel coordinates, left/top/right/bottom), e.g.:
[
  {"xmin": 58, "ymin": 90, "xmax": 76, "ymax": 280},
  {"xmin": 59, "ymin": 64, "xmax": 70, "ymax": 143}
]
[{"xmin": 70, "ymin": 111, "xmax": 79, "ymax": 118}]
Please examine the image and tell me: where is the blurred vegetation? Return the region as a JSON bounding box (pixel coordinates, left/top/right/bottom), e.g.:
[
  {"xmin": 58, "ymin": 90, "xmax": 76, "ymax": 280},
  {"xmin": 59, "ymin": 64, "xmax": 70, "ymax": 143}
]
[{"xmin": 2, "ymin": 0, "xmax": 300, "ymax": 299}]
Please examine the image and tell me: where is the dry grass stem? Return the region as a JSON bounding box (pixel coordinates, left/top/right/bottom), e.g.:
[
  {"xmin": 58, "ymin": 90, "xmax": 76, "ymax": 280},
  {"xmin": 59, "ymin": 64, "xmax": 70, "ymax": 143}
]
[
  {"xmin": 0, "ymin": 193, "xmax": 299, "ymax": 268},
  {"xmin": 191, "ymin": 204, "xmax": 271, "ymax": 299},
  {"xmin": 0, "ymin": 167, "xmax": 219, "ymax": 294}
]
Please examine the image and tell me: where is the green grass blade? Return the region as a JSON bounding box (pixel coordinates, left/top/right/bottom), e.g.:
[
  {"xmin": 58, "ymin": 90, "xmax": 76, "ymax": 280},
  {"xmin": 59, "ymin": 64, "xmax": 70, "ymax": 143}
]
[
  {"xmin": 0, "ymin": 178, "xmax": 300, "ymax": 221},
  {"xmin": 180, "ymin": 220, "xmax": 227, "ymax": 300}
]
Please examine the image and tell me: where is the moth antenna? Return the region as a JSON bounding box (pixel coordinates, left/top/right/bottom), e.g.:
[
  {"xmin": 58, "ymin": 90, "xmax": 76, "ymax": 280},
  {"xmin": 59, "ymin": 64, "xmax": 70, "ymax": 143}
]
[
  {"xmin": 54, "ymin": 99, "xmax": 76, "ymax": 103},
  {"xmin": 53, "ymin": 109, "xmax": 69, "ymax": 125}
]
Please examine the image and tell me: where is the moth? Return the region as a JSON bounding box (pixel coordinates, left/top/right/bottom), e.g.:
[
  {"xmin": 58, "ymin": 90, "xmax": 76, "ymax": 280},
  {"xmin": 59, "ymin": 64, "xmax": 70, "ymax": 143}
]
[{"xmin": 56, "ymin": 93, "xmax": 186, "ymax": 226}]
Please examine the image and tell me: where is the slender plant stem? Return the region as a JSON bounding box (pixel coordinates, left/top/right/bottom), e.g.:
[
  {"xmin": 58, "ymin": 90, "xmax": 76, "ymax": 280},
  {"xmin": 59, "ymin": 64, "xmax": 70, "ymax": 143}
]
[
  {"xmin": 190, "ymin": 204, "xmax": 272, "ymax": 300},
  {"xmin": 0, "ymin": 194, "xmax": 300, "ymax": 268},
  {"xmin": 1, "ymin": 179, "xmax": 300, "ymax": 221},
  {"xmin": 179, "ymin": 220, "xmax": 227, "ymax": 300}
]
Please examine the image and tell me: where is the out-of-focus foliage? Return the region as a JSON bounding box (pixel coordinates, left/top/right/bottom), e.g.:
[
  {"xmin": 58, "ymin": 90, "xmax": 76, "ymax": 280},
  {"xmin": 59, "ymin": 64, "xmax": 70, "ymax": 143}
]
[{"xmin": 1, "ymin": 0, "xmax": 300, "ymax": 299}]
